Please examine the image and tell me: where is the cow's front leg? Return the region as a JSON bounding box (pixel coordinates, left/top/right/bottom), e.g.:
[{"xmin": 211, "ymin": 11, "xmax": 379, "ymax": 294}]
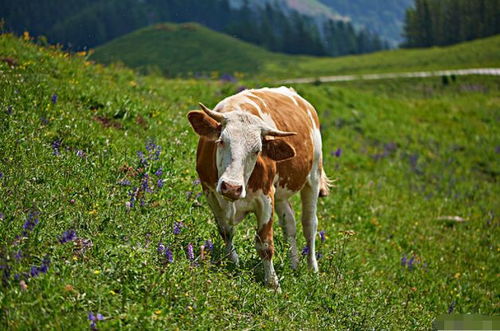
[
  {"xmin": 206, "ymin": 191, "xmax": 239, "ymax": 265},
  {"xmin": 255, "ymin": 192, "xmax": 280, "ymax": 291}
]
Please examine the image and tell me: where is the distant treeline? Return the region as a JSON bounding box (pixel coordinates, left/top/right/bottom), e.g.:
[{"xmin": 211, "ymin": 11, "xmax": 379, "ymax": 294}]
[
  {"xmin": 403, "ymin": 0, "xmax": 500, "ymax": 47},
  {"xmin": 0, "ymin": 0, "xmax": 387, "ymax": 56}
]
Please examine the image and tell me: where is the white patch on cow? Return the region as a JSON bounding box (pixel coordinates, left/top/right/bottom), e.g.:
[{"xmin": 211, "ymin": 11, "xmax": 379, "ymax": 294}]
[
  {"xmin": 241, "ymin": 96, "xmax": 263, "ymax": 116},
  {"xmin": 245, "ymin": 91, "xmax": 268, "ymax": 109},
  {"xmin": 309, "ymin": 128, "xmax": 323, "ymax": 182}
]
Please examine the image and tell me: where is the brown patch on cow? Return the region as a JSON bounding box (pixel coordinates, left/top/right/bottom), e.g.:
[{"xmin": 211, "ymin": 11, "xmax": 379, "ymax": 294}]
[
  {"xmin": 262, "ymin": 138, "xmax": 296, "ymax": 162},
  {"xmin": 196, "ymin": 138, "xmax": 218, "ymax": 190},
  {"xmin": 93, "ymin": 116, "xmax": 123, "ymax": 129},
  {"xmin": 256, "ymin": 219, "xmax": 274, "ymax": 260},
  {"xmin": 188, "ymin": 111, "xmax": 221, "ymax": 140},
  {"xmin": 248, "ymin": 156, "xmax": 276, "ymax": 195}
]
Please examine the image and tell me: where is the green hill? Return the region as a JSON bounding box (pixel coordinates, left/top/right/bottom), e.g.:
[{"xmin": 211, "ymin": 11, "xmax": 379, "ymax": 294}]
[
  {"xmin": 91, "ymin": 24, "xmax": 500, "ymax": 79},
  {"xmin": 90, "ymin": 22, "xmax": 285, "ymax": 77},
  {"xmin": 0, "ymin": 33, "xmax": 498, "ymax": 329}
]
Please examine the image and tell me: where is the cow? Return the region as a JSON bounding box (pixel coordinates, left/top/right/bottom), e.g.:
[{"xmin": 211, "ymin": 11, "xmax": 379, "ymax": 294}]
[{"xmin": 187, "ymin": 86, "xmax": 330, "ymax": 291}]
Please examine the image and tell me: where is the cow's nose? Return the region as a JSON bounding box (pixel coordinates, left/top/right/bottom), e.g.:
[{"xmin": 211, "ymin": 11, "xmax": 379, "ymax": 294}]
[{"xmin": 220, "ymin": 181, "xmax": 243, "ymax": 200}]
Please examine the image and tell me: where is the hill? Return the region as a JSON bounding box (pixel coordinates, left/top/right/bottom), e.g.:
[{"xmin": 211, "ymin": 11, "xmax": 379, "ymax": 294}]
[
  {"xmin": 90, "ymin": 23, "xmax": 285, "ymax": 77},
  {"xmin": 0, "ymin": 33, "xmax": 498, "ymax": 329},
  {"xmin": 90, "ymin": 27, "xmax": 500, "ymax": 78}
]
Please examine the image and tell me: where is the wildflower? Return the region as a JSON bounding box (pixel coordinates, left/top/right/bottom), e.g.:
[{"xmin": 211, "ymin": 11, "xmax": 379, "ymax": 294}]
[
  {"xmin": 186, "ymin": 244, "xmax": 194, "ymax": 261},
  {"xmin": 51, "ymin": 93, "xmax": 58, "ymax": 104},
  {"xmin": 157, "ymin": 179, "xmax": 164, "ymax": 188},
  {"xmin": 400, "ymin": 255, "xmax": 407, "ymax": 267},
  {"xmin": 14, "ymin": 250, "xmax": 22, "ymax": 260},
  {"xmin": 155, "ymin": 168, "xmax": 163, "ymax": 176},
  {"xmin": 220, "ymin": 73, "xmax": 236, "ymax": 83},
  {"xmin": 192, "ymin": 178, "xmax": 201, "ymax": 185},
  {"xmin": 30, "ymin": 266, "xmax": 40, "ymax": 278},
  {"xmin": 333, "ymin": 148, "xmax": 342, "ymax": 157},
  {"xmin": 145, "ymin": 140, "xmax": 156, "ymax": 152},
  {"xmin": 76, "ymin": 150, "xmax": 85, "ymax": 158},
  {"xmin": 319, "ymin": 230, "xmax": 326, "ymax": 242},
  {"xmin": 236, "ymin": 86, "xmax": 247, "ymax": 93},
  {"xmin": 40, "ymin": 117, "xmax": 49, "ymax": 125},
  {"xmin": 165, "ymin": 247, "xmax": 173, "ymax": 263},
  {"xmin": 51, "ymin": 139, "xmax": 62, "ymax": 155},
  {"xmin": 88, "ymin": 312, "xmax": 104, "ymax": 330},
  {"xmin": 204, "ymin": 240, "xmax": 214, "ymax": 252},
  {"xmin": 141, "ymin": 174, "xmax": 152, "ymax": 193},
  {"xmin": 59, "ymin": 230, "xmax": 77, "ymax": 244},
  {"xmin": 448, "ymin": 301, "xmax": 456, "ymax": 314},
  {"xmin": 118, "ymin": 179, "xmax": 131, "ymax": 186},
  {"xmin": 23, "ymin": 212, "xmax": 40, "ymax": 234},
  {"xmin": 302, "ymin": 246, "xmax": 310, "ymax": 256},
  {"xmin": 173, "ymin": 221, "xmax": 184, "ymax": 235},
  {"xmin": 125, "ymin": 201, "xmax": 131, "ymax": 210},
  {"xmin": 137, "ymin": 151, "xmax": 147, "ymax": 166},
  {"xmin": 316, "ymin": 252, "xmax": 323, "ymax": 259},
  {"xmin": 0, "ymin": 212, "xmax": 4, "ymax": 220},
  {"xmin": 195, "ymin": 192, "xmax": 203, "ymax": 199},
  {"xmin": 408, "ymin": 257, "xmax": 415, "ymax": 271},
  {"xmin": 0, "ymin": 172, "xmax": 3, "ymax": 179},
  {"xmin": 70, "ymin": 199, "xmax": 75, "ymax": 204},
  {"xmin": 157, "ymin": 243, "xmax": 165, "ymax": 253}
]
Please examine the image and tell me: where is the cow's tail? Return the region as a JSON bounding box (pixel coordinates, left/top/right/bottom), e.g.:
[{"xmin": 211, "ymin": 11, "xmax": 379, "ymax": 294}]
[{"xmin": 318, "ymin": 167, "xmax": 332, "ymax": 198}]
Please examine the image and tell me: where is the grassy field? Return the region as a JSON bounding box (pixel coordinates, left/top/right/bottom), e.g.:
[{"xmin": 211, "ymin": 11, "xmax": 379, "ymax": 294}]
[
  {"xmin": 91, "ymin": 23, "xmax": 500, "ymax": 79},
  {"xmin": 0, "ymin": 33, "xmax": 499, "ymax": 329}
]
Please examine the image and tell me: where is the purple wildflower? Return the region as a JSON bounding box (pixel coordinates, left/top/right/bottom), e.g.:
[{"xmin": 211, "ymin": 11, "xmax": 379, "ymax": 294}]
[
  {"xmin": 14, "ymin": 250, "xmax": 22, "ymax": 260},
  {"xmin": 39, "ymin": 263, "xmax": 48, "ymax": 274},
  {"xmin": 0, "ymin": 212, "xmax": 4, "ymax": 220},
  {"xmin": 236, "ymin": 86, "xmax": 247, "ymax": 93},
  {"xmin": 173, "ymin": 221, "xmax": 184, "ymax": 235},
  {"xmin": 155, "ymin": 168, "xmax": 163, "ymax": 176},
  {"xmin": 192, "ymin": 178, "xmax": 201, "ymax": 185},
  {"xmin": 302, "ymin": 246, "xmax": 310, "ymax": 256},
  {"xmin": 186, "ymin": 243, "xmax": 195, "ymax": 260},
  {"xmin": 0, "ymin": 172, "xmax": 3, "ymax": 179},
  {"xmin": 145, "ymin": 140, "xmax": 156, "ymax": 152},
  {"xmin": 400, "ymin": 255, "xmax": 407, "ymax": 267},
  {"xmin": 334, "ymin": 148, "xmax": 342, "ymax": 158},
  {"xmin": 165, "ymin": 247, "xmax": 173, "ymax": 263},
  {"xmin": 157, "ymin": 243, "xmax": 165, "ymax": 253},
  {"xmin": 137, "ymin": 151, "xmax": 147, "ymax": 166},
  {"xmin": 316, "ymin": 252, "xmax": 323, "ymax": 259},
  {"xmin": 88, "ymin": 312, "xmax": 104, "ymax": 330},
  {"xmin": 51, "ymin": 139, "xmax": 62, "ymax": 155},
  {"xmin": 76, "ymin": 150, "xmax": 85, "ymax": 158},
  {"xmin": 40, "ymin": 117, "xmax": 49, "ymax": 125},
  {"xmin": 157, "ymin": 179, "xmax": 164, "ymax": 188},
  {"xmin": 319, "ymin": 230, "xmax": 326, "ymax": 242},
  {"xmin": 141, "ymin": 174, "xmax": 152, "ymax": 193},
  {"xmin": 195, "ymin": 192, "xmax": 203, "ymax": 199},
  {"xmin": 204, "ymin": 240, "xmax": 214, "ymax": 252},
  {"xmin": 118, "ymin": 179, "xmax": 131, "ymax": 186},
  {"xmin": 220, "ymin": 73, "xmax": 237, "ymax": 83},
  {"xmin": 51, "ymin": 93, "xmax": 58, "ymax": 104},
  {"xmin": 408, "ymin": 257, "xmax": 415, "ymax": 271},
  {"xmin": 23, "ymin": 212, "xmax": 40, "ymax": 234},
  {"xmin": 59, "ymin": 230, "xmax": 77, "ymax": 244},
  {"xmin": 448, "ymin": 301, "xmax": 456, "ymax": 314},
  {"xmin": 30, "ymin": 266, "xmax": 40, "ymax": 277}
]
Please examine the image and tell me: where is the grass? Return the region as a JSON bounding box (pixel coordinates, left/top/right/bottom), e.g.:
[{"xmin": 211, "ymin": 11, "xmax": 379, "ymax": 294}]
[
  {"xmin": 91, "ymin": 23, "xmax": 500, "ymax": 79},
  {"xmin": 0, "ymin": 33, "xmax": 499, "ymax": 329}
]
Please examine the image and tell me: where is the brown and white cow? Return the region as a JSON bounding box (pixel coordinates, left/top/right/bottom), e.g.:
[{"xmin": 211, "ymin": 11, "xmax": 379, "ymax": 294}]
[{"xmin": 187, "ymin": 87, "xmax": 330, "ymax": 290}]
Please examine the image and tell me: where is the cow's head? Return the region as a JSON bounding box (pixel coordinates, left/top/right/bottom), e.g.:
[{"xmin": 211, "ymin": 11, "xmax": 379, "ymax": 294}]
[{"xmin": 188, "ymin": 103, "xmax": 296, "ymax": 201}]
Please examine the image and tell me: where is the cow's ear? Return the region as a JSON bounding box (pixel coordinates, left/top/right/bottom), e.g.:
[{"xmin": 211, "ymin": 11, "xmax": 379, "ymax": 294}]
[
  {"xmin": 262, "ymin": 138, "xmax": 296, "ymax": 162},
  {"xmin": 187, "ymin": 111, "xmax": 221, "ymax": 140}
]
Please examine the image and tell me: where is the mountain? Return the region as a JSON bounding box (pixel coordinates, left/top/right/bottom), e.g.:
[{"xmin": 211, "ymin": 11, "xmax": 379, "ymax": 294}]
[
  {"xmin": 318, "ymin": 0, "xmax": 414, "ymax": 46},
  {"xmin": 90, "ymin": 22, "xmax": 285, "ymax": 77},
  {"xmin": 0, "ymin": 0, "xmax": 385, "ymax": 56}
]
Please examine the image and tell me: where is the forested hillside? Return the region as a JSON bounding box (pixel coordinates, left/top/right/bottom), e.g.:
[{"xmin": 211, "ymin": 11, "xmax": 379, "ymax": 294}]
[
  {"xmin": 0, "ymin": 0, "xmax": 386, "ymax": 57},
  {"xmin": 319, "ymin": 0, "xmax": 413, "ymax": 46},
  {"xmin": 403, "ymin": 0, "xmax": 500, "ymax": 47}
]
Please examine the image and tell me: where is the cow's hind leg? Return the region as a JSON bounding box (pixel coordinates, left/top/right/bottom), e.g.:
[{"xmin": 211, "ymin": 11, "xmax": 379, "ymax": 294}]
[
  {"xmin": 276, "ymin": 199, "xmax": 299, "ymax": 270},
  {"xmin": 206, "ymin": 191, "xmax": 239, "ymax": 265},
  {"xmin": 255, "ymin": 192, "xmax": 280, "ymax": 291},
  {"xmin": 300, "ymin": 181, "xmax": 320, "ymax": 272}
]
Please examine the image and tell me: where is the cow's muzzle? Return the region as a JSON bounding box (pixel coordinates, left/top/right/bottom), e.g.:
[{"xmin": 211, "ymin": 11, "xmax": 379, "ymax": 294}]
[{"xmin": 220, "ymin": 181, "xmax": 243, "ymax": 201}]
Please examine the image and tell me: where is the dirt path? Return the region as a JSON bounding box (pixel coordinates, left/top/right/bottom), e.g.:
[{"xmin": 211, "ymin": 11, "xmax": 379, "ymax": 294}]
[{"xmin": 278, "ymin": 68, "xmax": 500, "ymax": 84}]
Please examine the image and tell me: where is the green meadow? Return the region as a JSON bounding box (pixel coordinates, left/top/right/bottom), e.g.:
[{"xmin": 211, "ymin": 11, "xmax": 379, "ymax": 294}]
[{"xmin": 0, "ymin": 33, "xmax": 499, "ymax": 329}]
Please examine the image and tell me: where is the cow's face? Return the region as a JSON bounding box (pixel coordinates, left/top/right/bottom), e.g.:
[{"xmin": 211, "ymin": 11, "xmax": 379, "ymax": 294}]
[{"xmin": 188, "ymin": 104, "xmax": 296, "ymax": 201}]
